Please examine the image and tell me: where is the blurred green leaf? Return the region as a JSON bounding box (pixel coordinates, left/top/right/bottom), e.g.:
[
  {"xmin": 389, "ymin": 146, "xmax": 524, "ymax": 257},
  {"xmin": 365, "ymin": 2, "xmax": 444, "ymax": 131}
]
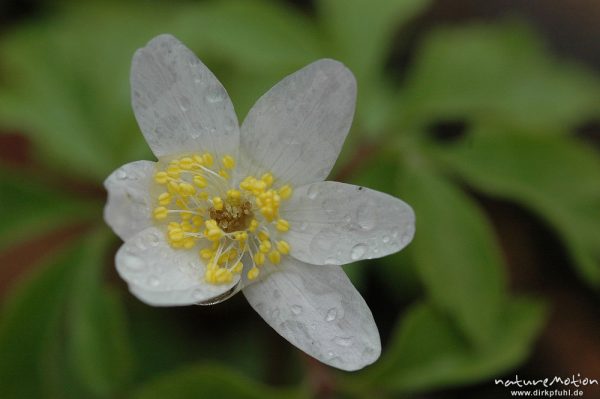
[
  {"xmin": 0, "ymin": 238, "xmax": 82, "ymax": 399},
  {"xmin": 68, "ymin": 230, "xmax": 134, "ymax": 397},
  {"xmin": 0, "ymin": 229, "xmax": 134, "ymax": 399},
  {"xmin": 176, "ymin": 0, "xmax": 322, "ymax": 73},
  {"xmin": 0, "ymin": 3, "xmax": 174, "ymax": 181},
  {"xmin": 317, "ymin": 0, "xmax": 430, "ymax": 82},
  {"xmin": 132, "ymin": 364, "xmax": 305, "ymax": 399},
  {"xmin": 401, "ymin": 22, "xmax": 600, "ymax": 131},
  {"xmin": 0, "ymin": 167, "xmax": 96, "ymax": 251},
  {"xmin": 317, "ymin": 0, "xmax": 430, "ymax": 134},
  {"xmin": 362, "ymin": 297, "xmax": 545, "ymax": 393},
  {"xmin": 436, "ymin": 130, "xmax": 600, "ymax": 285},
  {"xmin": 398, "ymin": 165, "xmax": 506, "ymax": 346}
]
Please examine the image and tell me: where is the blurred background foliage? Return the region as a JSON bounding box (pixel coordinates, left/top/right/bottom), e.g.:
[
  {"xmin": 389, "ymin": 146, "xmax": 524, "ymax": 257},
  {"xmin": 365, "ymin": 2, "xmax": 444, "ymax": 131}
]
[{"xmin": 0, "ymin": 0, "xmax": 599, "ymax": 398}]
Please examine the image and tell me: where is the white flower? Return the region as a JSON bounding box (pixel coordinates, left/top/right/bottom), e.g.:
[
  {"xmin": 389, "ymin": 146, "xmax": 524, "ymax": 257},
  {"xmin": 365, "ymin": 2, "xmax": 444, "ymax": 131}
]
[{"xmin": 104, "ymin": 34, "xmax": 415, "ymax": 371}]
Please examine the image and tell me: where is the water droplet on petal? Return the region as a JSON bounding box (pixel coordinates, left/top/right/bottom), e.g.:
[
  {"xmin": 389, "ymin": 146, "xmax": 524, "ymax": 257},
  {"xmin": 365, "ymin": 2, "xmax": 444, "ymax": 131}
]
[
  {"xmin": 306, "ymin": 184, "xmax": 319, "ymax": 200},
  {"xmin": 115, "ymin": 169, "xmax": 127, "ymax": 180},
  {"xmin": 382, "ymin": 235, "xmax": 390, "ymax": 244},
  {"xmin": 291, "ymin": 305, "xmax": 303, "ymax": 315},
  {"xmin": 350, "ymin": 243, "xmax": 367, "ymax": 260},
  {"xmin": 325, "ymin": 308, "xmax": 337, "ymax": 322},
  {"xmin": 356, "ymin": 202, "xmax": 376, "ymax": 230},
  {"xmin": 147, "ymin": 275, "xmax": 160, "ymax": 287},
  {"xmin": 324, "ymin": 256, "xmax": 338, "ymax": 265},
  {"xmin": 334, "ymin": 336, "xmax": 353, "ymax": 347},
  {"xmin": 123, "ymin": 253, "xmax": 144, "ymax": 271},
  {"xmin": 196, "ymin": 282, "xmax": 240, "ymax": 306},
  {"xmin": 146, "ymin": 232, "xmax": 160, "ymax": 247}
]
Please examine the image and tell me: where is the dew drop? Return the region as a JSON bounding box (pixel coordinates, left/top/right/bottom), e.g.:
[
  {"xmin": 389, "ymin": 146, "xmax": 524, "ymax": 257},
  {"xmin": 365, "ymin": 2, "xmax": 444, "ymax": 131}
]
[
  {"xmin": 334, "ymin": 336, "xmax": 354, "ymax": 347},
  {"xmin": 382, "ymin": 235, "xmax": 390, "ymax": 244},
  {"xmin": 350, "ymin": 243, "xmax": 367, "ymax": 260},
  {"xmin": 356, "ymin": 203, "xmax": 376, "ymax": 230},
  {"xmin": 147, "ymin": 275, "xmax": 160, "ymax": 287},
  {"xmin": 324, "ymin": 257, "xmax": 338, "ymax": 265},
  {"xmin": 401, "ymin": 232, "xmax": 412, "ymax": 245},
  {"xmin": 325, "ymin": 308, "xmax": 337, "ymax": 322},
  {"xmin": 206, "ymin": 93, "xmax": 224, "ymax": 103},
  {"xmin": 146, "ymin": 232, "xmax": 160, "ymax": 247},
  {"xmin": 115, "ymin": 169, "xmax": 127, "ymax": 180},
  {"xmin": 291, "ymin": 305, "xmax": 303, "ymax": 315},
  {"xmin": 306, "ymin": 184, "xmax": 319, "ymax": 200},
  {"xmin": 123, "ymin": 253, "xmax": 144, "ymax": 271},
  {"xmin": 179, "ymin": 96, "xmax": 191, "ymax": 112}
]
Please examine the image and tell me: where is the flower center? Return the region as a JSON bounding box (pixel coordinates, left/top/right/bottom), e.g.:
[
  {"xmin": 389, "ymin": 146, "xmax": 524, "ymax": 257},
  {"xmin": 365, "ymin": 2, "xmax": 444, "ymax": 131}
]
[{"xmin": 151, "ymin": 152, "xmax": 293, "ymax": 285}]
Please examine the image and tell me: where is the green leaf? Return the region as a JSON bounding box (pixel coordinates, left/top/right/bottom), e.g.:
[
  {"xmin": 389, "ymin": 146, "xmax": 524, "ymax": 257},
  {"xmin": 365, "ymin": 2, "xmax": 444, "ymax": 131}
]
[
  {"xmin": 0, "ymin": 3, "xmax": 174, "ymax": 181},
  {"xmin": 175, "ymin": 0, "xmax": 322, "ymax": 73},
  {"xmin": 0, "ymin": 166, "xmax": 96, "ymax": 251},
  {"xmin": 362, "ymin": 298, "xmax": 546, "ymax": 393},
  {"xmin": 0, "ymin": 239, "xmax": 83, "ymax": 398},
  {"xmin": 435, "ymin": 130, "xmax": 600, "ymax": 285},
  {"xmin": 317, "ymin": 0, "xmax": 431, "ymax": 134},
  {"xmin": 67, "ymin": 230, "xmax": 134, "ymax": 397},
  {"xmin": 132, "ymin": 364, "xmax": 305, "ymax": 399},
  {"xmin": 317, "ymin": 0, "xmax": 431, "ymax": 82},
  {"xmin": 0, "ymin": 229, "xmax": 134, "ymax": 399},
  {"xmin": 398, "ymin": 165, "xmax": 506, "ymax": 346},
  {"xmin": 402, "ymin": 22, "xmax": 600, "ymax": 131}
]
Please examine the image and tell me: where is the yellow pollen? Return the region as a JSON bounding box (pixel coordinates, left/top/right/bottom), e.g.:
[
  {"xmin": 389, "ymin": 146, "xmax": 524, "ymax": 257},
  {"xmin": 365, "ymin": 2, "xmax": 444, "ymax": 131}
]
[
  {"xmin": 151, "ymin": 153, "xmax": 295, "ymax": 286},
  {"xmin": 276, "ymin": 219, "xmax": 290, "ymax": 232},
  {"xmin": 222, "ymin": 155, "xmax": 235, "ymax": 169}
]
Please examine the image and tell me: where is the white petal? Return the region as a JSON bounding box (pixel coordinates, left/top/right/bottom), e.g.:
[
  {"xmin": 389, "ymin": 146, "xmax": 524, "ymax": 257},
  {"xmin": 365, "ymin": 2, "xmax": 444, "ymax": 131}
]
[
  {"xmin": 116, "ymin": 227, "xmax": 239, "ymax": 306},
  {"xmin": 104, "ymin": 161, "xmax": 155, "ymax": 241},
  {"xmin": 243, "ymin": 258, "xmax": 380, "ymax": 371},
  {"xmin": 131, "ymin": 34, "xmax": 239, "ymax": 159},
  {"xmin": 283, "ymin": 181, "xmax": 415, "ymax": 265},
  {"xmin": 239, "ymin": 59, "xmax": 356, "ymax": 186}
]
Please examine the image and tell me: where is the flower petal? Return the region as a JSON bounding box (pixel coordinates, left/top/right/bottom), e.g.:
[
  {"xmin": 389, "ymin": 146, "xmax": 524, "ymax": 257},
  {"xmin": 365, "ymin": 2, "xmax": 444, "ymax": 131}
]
[
  {"xmin": 243, "ymin": 258, "xmax": 380, "ymax": 371},
  {"xmin": 283, "ymin": 181, "xmax": 415, "ymax": 265},
  {"xmin": 116, "ymin": 227, "xmax": 240, "ymax": 306},
  {"xmin": 239, "ymin": 59, "xmax": 356, "ymax": 186},
  {"xmin": 104, "ymin": 160, "xmax": 155, "ymax": 241},
  {"xmin": 131, "ymin": 34, "xmax": 239, "ymax": 159}
]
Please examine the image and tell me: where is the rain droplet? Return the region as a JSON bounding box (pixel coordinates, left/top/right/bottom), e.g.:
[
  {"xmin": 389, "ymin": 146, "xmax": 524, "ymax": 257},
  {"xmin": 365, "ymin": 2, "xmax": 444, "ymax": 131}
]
[
  {"xmin": 146, "ymin": 232, "xmax": 160, "ymax": 247},
  {"xmin": 325, "ymin": 308, "xmax": 337, "ymax": 322},
  {"xmin": 356, "ymin": 203, "xmax": 376, "ymax": 230},
  {"xmin": 324, "ymin": 257, "xmax": 338, "ymax": 265},
  {"xmin": 401, "ymin": 232, "xmax": 412, "ymax": 245},
  {"xmin": 306, "ymin": 184, "xmax": 319, "ymax": 199},
  {"xmin": 333, "ymin": 336, "xmax": 353, "ymax": 347},
  {"xmin": 179, "ymin": 97, "xmax": 191, "ymax": 112},
  {"xmin": 147, "ymin": 275, "xmax": 160, "ymax": 287},
  {"xmin": 350, "ymin": 244, "xmax": 367, "ymax": 260},
  {"xmin": 123, "ymin": 253, "xmax": 144, "ymax": 271},
  {"xmin": 206, "ymin": 93, "xmax": 224, "ymax": 103},
  {"xmin": 115, "ymin": 169, "xmax": 127, "ymax": 180},
  {"xmin": 382, "ymin": 235, "xmax": 390, "ymax": 244},
  {"xmin": 291, "ymin": 305, "xmax": 303, "ymax": 315}
]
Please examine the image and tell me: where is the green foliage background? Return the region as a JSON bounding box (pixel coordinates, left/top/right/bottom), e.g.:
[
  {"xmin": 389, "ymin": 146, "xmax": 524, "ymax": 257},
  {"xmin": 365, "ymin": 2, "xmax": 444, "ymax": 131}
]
[{"xmin": 0, "ymin": 0, "xmax": 598, "ymax": 398}]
